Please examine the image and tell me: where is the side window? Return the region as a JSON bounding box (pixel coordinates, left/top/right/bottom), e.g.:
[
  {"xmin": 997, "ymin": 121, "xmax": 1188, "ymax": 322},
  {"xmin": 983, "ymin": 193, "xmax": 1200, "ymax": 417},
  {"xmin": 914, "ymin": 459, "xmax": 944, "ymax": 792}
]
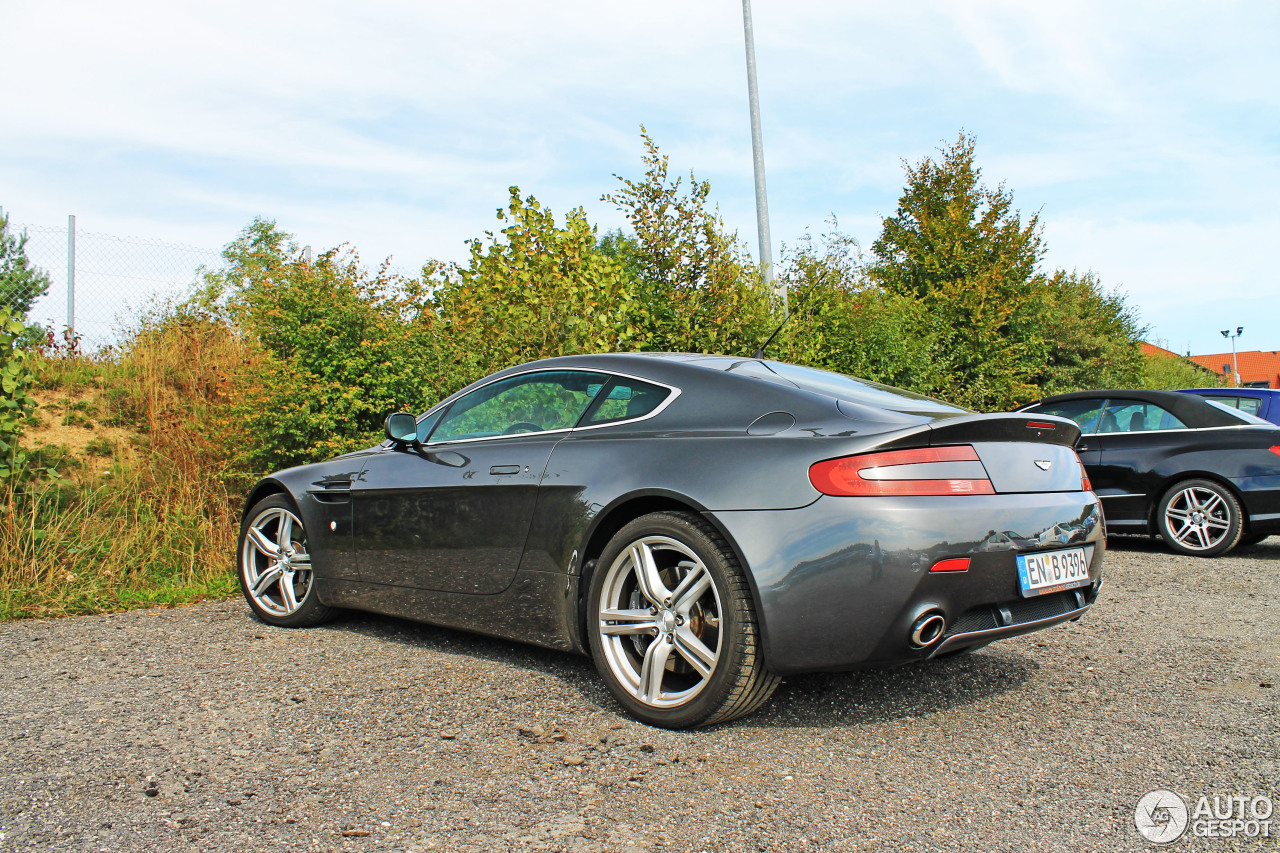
[
  {"xmin": 1099, "ymin": 399, "xmax": 1187, "ymax": 433},
  {"xmin": 580, "ymin": 377, "xmax": 671, "ymax": 426},
  {"xmin": 429, "ymin": 371, "xmax": 608, "ymax": 442},
  {"xmin": 1198, "ymin": 394, "xmax": 1242, "ymax": 410},
  {"xmin": 1028, "ymin": 399, "xmax": 1105, "ymax": 434},
  {"xmin": 415, "ymin": 407, "xmax": 445, "ymax": 442},
  {"xmin": 1238, "ymin": 397, "xmax": 1263, "ymax": 416}
]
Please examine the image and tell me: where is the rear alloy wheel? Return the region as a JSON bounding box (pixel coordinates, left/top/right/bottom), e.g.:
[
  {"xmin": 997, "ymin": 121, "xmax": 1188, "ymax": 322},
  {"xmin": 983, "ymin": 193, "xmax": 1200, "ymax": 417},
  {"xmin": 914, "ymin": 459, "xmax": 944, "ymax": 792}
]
[
  {"xmin": 1156, "ymin": 479, "xmax": 1243, "ymax": 557},
  {"xmin": 587, "ymin": 512, "xmax": 779, "ymax": 728},
  {"xmin": 238, "ymin": 494, "xmax": 336, "ymax": 627}
]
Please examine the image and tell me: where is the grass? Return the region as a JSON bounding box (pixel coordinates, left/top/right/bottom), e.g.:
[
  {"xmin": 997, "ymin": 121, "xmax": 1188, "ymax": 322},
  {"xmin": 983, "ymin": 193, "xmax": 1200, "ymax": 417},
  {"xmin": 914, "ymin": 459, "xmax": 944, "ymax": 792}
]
[{"xmin": 0, "ymin": 318, "xmax": 252, "ymax": 620}]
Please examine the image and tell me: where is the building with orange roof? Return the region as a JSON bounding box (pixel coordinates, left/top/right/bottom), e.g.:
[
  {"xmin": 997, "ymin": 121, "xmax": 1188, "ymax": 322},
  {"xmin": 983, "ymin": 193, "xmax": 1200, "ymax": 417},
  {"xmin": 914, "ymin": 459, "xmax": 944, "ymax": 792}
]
[
  {"xmin": 1188, "ymin": 350, "xmax": 1280, "ymax": 389},
  {"xmin": 1140, "ymin": 342, "xmax": 1182, "ymax": 359}
]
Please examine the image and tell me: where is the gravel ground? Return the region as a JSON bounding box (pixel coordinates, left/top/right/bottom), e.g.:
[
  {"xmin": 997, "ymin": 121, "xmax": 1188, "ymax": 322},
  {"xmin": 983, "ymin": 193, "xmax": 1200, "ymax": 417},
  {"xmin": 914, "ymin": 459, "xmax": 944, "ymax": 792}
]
[{"xmin": 1, "ymin": 538, "xmax": 1277, "ymax": 853}]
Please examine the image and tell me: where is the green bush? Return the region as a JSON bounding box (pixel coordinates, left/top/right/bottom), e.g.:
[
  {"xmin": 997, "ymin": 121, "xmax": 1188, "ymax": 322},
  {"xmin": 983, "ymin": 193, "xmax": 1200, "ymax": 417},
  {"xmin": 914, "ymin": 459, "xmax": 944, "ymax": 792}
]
[
  {"xmin": 427, "ymin": 188, "xmax": 639, "ymax": 379},
  {"xmin": 603, "ymin": 128, "xmax": 773, "ymax": 356},
  {"xmin": 0, "ymin": 308, "xmax": 37, "ymax": 478},
  {"xmin": 202, "ymin": 219, "xmax": 440, "ymax": 471}
]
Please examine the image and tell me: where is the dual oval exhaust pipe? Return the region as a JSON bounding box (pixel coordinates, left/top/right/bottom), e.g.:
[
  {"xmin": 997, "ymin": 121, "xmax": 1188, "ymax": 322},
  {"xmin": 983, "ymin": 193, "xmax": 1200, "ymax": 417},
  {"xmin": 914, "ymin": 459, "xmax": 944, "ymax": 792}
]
[{"xmin": 910, "ymin": 612, "xmax": 947, "ymax": 649}]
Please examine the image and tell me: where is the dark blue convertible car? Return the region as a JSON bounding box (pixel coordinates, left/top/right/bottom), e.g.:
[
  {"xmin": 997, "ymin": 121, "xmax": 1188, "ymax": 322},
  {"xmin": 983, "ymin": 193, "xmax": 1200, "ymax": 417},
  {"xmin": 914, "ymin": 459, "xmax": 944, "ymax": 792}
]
[{"xmin": 1178, "ymin": 387, "xmax": 1280, "ymax": 426}]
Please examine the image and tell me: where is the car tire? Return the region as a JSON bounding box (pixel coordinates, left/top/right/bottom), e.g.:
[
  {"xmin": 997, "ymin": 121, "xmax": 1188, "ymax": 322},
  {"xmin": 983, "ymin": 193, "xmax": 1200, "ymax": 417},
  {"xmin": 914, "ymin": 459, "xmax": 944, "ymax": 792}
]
[
  {"xmin": 587, "ymin": 511, "xmax": 779, "ymax": 728},
  {"xmin": 1155, "ymin": 479, "xmax": 1243, "ymax": 557},
  {"xmin": 238, "ymin": 494, "xmax": 337, "ymax": 628}
]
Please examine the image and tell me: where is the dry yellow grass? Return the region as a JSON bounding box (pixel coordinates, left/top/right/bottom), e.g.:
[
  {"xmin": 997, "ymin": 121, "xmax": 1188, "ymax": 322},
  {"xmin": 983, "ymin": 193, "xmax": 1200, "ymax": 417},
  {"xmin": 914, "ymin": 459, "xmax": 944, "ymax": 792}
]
[{"xmin": 1, "ymin": 317, "xmax": 252, "ymax": 619}]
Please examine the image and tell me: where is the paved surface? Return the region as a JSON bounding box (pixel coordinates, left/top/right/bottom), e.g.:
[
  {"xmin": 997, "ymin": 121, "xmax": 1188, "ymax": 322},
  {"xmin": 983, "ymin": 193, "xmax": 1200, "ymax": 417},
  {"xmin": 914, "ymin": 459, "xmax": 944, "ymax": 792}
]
[{"xmin": 1, "ymin": 538, "xmax": 1277, "ymax": 852}]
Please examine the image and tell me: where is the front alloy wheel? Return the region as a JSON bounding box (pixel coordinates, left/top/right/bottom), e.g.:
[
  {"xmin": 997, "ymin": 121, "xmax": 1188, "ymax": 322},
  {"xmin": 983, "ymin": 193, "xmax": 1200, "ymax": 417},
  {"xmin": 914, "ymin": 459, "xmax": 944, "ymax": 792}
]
[
  {"xmin": 238, "ymin": 494, "xmax": 335, "ymax": 627},
  {"xmin": 587, "ymin": 512, "xmax": 778, "ymax": 728},
  {"xmin": 1156, "ymin": 479, "xmax": 1242, "ymax": 557}
]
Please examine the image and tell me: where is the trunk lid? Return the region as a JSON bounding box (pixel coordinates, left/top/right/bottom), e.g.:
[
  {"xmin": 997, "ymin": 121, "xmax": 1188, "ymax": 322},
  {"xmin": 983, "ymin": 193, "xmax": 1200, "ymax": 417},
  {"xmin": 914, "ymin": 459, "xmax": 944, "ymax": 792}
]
[{"xmin": 874, "ymin": 413, "xmax": 1085, "ymax": 493}]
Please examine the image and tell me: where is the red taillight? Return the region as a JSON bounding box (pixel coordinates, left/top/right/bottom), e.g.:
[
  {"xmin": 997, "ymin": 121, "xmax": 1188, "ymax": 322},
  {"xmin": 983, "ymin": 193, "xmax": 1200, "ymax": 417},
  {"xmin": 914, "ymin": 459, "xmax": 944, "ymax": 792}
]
[
  {"xmin": 1078, "ymin": 457, "xmax": 1092, "ymax": 492},
  {"xmin": 808, "ymin": 445, "xmax": 994, "ymax": 497},
  {"xmin": 1270, "ymin": 446, "xmax": 1280, "ymax": 457},
  {"xmin": 930, "ymin": 557, "xmax": 970, "ymax": 573}
]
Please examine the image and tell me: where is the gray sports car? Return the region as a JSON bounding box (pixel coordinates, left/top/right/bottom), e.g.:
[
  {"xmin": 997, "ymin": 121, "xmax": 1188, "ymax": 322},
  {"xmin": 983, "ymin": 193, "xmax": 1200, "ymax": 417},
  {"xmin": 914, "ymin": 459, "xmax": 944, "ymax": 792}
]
[{"xmin": 237, "ymin": 354, "xmax": 1104, "ymax": 727}]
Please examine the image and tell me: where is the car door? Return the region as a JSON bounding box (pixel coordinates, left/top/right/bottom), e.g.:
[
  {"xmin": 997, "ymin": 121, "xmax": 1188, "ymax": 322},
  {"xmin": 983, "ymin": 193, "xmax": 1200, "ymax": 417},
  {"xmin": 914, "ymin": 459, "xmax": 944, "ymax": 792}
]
[
  {"xmin": 351, "ymin": 369, "xmax": 609, "ymax": 594},
  {"xmin": 1092, "ymin": 398, "xmax": 1191, "ymax": 529}
]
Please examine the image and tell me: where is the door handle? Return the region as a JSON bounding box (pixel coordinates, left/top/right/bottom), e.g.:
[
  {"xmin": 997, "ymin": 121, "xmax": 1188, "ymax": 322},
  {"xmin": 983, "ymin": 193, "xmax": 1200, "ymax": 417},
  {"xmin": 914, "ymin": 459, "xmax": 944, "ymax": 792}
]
[
  {"xmin": 489, "ymin": 465, "xmax": 521, "ymax": 475},
  {"xmin": 1077, "ymin": 443, "xmax": 1089, "ymax": 451}
]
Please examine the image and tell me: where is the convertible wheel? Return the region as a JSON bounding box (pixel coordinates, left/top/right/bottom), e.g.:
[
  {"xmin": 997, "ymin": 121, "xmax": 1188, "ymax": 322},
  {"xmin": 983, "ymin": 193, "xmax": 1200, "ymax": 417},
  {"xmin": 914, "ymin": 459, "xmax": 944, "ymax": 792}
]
[
  {"xmin": 587, "ymin": 511, "xmax": 779, "ymax": 728},
  {"xmin": 238, "ymin": 494, "xmax": 336, "ymax": 627},
  {"xmin": 1156, "ymin": 479, "xmax": 1242, "ymax": 557}
]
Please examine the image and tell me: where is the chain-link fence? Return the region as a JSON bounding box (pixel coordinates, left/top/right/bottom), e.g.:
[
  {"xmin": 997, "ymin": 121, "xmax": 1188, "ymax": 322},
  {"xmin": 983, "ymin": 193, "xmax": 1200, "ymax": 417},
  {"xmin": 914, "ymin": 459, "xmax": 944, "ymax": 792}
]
[{"xmin": 4, "ymin": 214, "xmax": 226, "ymax": 351}]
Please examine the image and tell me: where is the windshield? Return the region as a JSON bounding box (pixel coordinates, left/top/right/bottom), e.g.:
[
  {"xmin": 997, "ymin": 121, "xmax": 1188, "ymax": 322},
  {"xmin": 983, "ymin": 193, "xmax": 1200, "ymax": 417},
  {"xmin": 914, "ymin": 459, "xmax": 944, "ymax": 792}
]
[{"xmin": 1204, "ymin": 399, "xmax": 1272, "ymax": 426}]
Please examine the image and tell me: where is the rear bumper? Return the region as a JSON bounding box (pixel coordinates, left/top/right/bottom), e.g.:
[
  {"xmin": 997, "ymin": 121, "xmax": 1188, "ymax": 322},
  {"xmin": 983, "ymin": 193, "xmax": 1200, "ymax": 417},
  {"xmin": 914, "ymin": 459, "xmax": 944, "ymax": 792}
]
[
  {"xmin": 710, "ymin": 492, "xmax": 1104, "ymax": 675},
  {"xmin": 928, "ymin": 582, "xmax": 1099, "ymax": 657}
]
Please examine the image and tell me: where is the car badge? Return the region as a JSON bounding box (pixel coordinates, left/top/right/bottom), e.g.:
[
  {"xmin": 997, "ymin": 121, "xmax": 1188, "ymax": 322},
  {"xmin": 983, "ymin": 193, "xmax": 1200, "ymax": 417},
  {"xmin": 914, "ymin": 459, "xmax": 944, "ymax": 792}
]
[{"xmin": 1034, "ymin": 459, "xmax": 1053, "ymax": 471}]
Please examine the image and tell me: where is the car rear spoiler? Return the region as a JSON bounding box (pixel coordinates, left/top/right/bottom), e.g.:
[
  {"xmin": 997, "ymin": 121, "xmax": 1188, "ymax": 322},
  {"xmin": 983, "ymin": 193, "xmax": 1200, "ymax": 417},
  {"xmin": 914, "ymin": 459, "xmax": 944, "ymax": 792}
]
[{"xmin": 877, "ymin": 413, "xmax": 1081, "ymax": 450}]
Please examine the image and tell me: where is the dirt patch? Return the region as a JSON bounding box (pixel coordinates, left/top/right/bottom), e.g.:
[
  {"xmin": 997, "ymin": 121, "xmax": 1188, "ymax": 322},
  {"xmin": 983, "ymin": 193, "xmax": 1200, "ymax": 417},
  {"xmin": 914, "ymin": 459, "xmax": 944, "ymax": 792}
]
[{"xmin": 22, "ymin": 389, "xmax": 141, "ymax": 477}]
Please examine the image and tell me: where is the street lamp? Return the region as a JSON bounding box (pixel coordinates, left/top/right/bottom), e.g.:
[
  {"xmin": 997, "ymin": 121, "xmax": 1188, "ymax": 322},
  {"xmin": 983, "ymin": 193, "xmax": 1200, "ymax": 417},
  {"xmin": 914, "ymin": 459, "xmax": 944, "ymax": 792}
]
[{"xmin": 1220, "ymin": 326, "xmax": 1243, "ymax": 386}]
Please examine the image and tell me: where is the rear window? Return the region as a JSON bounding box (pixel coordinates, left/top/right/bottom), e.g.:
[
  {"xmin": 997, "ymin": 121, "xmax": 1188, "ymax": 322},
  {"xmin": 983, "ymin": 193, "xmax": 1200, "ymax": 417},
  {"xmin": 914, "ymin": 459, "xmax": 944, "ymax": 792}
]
[
  {"xmin": 1198, "ymin": 394, "xmax": 1263, "ymax": 417},
  {"xmin": 728, "ymin": 360, "xmax": 968, "ymax": 416},
  {"xmin": 1026, "ymin": 399, "xmax": 1104, "ymax": 433},
  {"xmin": 1204, "ymin": 399, "xmax": 1271, "ymax": 426}
]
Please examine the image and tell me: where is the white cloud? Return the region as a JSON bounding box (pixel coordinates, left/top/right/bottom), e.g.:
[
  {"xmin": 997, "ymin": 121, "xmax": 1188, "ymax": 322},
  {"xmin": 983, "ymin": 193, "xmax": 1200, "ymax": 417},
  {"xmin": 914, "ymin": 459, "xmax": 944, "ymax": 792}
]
[{"xmin": 2, "ymin": 0, "xmax": 1277, "ymax": 352}]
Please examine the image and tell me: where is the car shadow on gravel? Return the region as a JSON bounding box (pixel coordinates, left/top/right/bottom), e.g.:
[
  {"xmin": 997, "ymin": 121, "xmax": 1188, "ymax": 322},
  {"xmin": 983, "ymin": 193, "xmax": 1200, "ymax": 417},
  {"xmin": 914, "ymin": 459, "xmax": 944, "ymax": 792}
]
[
  {"xmin": 301, "ymin": 608, "xmax": 1038, "ymax": 730},
  {"xmin": 1105, "ymin": 534, "xmax": 1280, "ymax": 560},
  {"xmin": 746, "ymin": 650, "xmax": 1038, "ymax": 729},
  {"xmin": 309, "ymin": 609, "xmax": 611, "ymax": 697}
]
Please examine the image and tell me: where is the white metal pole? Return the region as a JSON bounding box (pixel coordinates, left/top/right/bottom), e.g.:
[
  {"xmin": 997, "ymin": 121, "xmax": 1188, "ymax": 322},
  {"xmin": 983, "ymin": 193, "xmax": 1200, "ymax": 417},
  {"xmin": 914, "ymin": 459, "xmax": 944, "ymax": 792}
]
[
  {"xmin": 67, "ymin": 214, "xmax": 76, "ymax": 335},
  {"xmin": 1232, "ymin": 336, "xmax": 1239, "ymax": 386},
  {"xmin": 741, "ymin": 0, "xmax": 781, "ymax": 313}
]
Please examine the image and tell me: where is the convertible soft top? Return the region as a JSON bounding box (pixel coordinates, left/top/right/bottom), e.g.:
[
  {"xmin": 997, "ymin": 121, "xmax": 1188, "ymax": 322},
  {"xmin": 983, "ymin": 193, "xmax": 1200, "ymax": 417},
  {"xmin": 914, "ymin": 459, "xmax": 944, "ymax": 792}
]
[{"xmin": 1024, "ymin": 389, "xmax": 1250, "ymax": 430}]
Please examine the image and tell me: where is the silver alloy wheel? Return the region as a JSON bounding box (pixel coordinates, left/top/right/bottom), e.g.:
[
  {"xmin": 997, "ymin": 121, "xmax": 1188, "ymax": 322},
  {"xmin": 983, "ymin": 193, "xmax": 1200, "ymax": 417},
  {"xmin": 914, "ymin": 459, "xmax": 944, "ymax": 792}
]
[
  {"xmin": 596, "ymin": 536, "xmax": 723, "ymax": 708},
  {"xmin": 241, "ymin": 507, "xmax": 313, "ymax": 617},
  {"xmin": 1163, "ymin": 485, "xmax": 1233, "ymax": 551}
]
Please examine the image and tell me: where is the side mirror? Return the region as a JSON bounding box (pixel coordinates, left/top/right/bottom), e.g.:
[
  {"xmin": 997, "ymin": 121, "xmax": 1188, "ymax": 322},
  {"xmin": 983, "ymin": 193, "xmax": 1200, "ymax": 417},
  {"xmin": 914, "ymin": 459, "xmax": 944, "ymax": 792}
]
[{"xmin": 384, "ymin": 412, "xmax": 419, "ymax": 445}]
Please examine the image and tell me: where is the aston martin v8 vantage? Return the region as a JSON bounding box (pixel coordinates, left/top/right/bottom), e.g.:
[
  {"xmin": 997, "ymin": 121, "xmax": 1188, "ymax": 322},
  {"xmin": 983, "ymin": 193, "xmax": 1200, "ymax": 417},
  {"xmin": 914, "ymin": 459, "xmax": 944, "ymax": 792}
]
[{"xmin": 237, "ymin": 354, "xmax": 1104, "ymax": 727}]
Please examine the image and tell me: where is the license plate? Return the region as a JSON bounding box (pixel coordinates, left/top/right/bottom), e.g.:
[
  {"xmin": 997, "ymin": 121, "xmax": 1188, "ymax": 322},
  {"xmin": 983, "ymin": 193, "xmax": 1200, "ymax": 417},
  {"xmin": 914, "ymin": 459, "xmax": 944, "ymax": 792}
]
[{"xmin": 1016, "ymin": 547, "xmax": 1091, "ymax": 597}]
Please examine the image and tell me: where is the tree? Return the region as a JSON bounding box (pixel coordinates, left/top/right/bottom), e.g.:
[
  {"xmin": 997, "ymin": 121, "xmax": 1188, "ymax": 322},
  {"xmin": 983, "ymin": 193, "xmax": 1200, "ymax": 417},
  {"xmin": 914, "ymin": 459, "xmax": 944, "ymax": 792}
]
[
  {"xmin": 869, "ymin": 132, "xmax": 1154, "ymax": 408},
  {"xmin": 428, "ymin": 187, "xmax": 638, "ymax": 378},
  {"xmin": 870, "ymin": 133, "xmax": 1048, "ymax": 409},
  {"xmin": 0, "ymin": 212, "xmax": 51, "ymax": 319},
  {"xmin": 1032, "ymin": 270, "xmax": 1146, "ymax": 395},
  {"xmin": 603, "ymin": 128, "xmax": 770, "ymax": 355},
  {"xmin": 202, "ymin": 218, "xmax": 441, "ymax": 470},
  {"xmin": 773, "ymin": 222, "xmax": 948, "ymax": 391}
]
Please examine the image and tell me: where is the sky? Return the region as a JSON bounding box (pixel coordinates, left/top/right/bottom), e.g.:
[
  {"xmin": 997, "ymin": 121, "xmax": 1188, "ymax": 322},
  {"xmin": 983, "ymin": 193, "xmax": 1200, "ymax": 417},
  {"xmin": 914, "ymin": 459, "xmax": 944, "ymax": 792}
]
[{"xmin": 2, "ymin": 0, "xmax": 1277, "ymax": 355}]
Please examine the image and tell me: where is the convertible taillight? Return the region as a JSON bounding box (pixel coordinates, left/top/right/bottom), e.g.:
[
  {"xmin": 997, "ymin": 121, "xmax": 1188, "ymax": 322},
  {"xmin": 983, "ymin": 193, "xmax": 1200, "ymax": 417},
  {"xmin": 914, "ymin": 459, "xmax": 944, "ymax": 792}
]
[{"xmin": 808, "ymin": 445, "xmax": 994, "ymax": 497}]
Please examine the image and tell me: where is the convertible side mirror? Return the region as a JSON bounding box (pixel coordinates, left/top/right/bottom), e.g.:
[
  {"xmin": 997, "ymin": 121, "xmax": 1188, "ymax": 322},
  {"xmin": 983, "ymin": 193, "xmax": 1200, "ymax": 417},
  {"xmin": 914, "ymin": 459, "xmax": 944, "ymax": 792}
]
[{"xmin": 384, "ymin": 412, "xmax": 419, "ymax": 445}]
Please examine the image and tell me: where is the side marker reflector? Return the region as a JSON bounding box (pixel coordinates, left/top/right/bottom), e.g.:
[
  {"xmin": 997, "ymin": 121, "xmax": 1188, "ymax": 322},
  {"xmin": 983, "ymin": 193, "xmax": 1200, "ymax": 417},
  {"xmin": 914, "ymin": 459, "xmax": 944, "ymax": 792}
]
[{"xmin": 930, "ymin": 557, "xmax": 971, "ymax": 573}]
